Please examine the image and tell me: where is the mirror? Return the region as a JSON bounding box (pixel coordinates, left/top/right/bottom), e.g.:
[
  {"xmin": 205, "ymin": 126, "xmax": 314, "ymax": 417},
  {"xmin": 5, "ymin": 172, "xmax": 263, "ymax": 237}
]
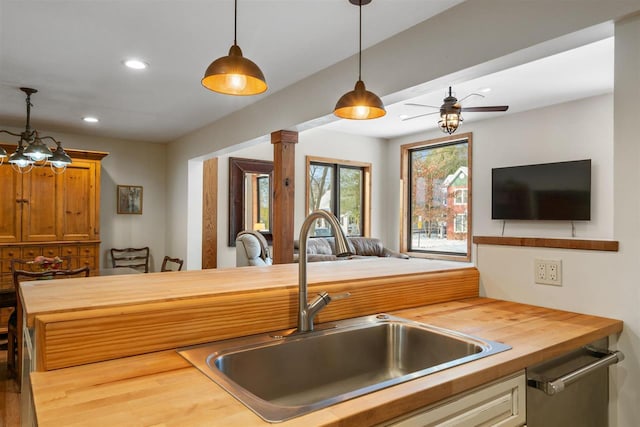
[{"xmin": 229, "ymin": 157, "xmax": 273, "ymax": 246}]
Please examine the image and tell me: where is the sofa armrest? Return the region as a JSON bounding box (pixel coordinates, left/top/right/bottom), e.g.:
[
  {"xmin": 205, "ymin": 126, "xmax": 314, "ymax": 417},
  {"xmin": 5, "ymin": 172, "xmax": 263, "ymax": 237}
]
[{"xmin": 382, "ymin": 248, "xmax": 410, "ymax": 259}]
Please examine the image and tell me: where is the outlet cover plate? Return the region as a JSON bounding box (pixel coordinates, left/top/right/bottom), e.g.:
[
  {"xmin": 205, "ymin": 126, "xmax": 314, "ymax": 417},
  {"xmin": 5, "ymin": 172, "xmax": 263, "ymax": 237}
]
[{"xmin": 534, "ymin": 258, "xmax": 562, "ymax": 286}]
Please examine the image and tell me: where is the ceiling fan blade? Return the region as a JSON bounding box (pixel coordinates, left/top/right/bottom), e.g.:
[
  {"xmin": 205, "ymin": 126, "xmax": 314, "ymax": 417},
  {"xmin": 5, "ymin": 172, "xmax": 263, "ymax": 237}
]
[
  {"xmin": 405, "ymin": 102, "xmax": 440, "ymax": 109},
  {"xmin": 401, "ymin": 111, "xmax": 440, "ymax": 121},
  {"xmin": 458, "ymin": 92, "xmax": 485, "ymax": 103},
  {"xmin": 461, "ymin": 105, "xmax": 509, "ymax": 112}
]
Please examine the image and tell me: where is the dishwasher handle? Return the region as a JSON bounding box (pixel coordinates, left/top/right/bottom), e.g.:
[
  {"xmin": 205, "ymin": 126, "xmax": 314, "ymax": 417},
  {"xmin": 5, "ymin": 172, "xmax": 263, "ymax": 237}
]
[{"xmin": 528, "ymin": 347, "xmax": 624, "ymax": 396}]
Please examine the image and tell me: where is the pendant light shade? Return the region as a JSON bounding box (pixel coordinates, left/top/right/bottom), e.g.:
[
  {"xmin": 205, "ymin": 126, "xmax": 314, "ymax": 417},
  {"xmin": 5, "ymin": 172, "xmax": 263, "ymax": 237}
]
[
  {"xmin": 334, "ymin": 80, "xmax": 386, "ymax": 120},
  {"xmin": 333, "ymin": 0, "xmax": 385, "ymax": 120},
  {"xmin": 201, "ymin": 0, "xmax": 267, "ymax": 96}
]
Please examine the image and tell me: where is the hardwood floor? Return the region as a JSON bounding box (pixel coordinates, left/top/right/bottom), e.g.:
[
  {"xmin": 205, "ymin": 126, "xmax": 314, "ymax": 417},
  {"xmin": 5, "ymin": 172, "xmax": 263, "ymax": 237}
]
[{"xmin": 0, "ymin": 348, "xmax": 20, "ymax": 427}]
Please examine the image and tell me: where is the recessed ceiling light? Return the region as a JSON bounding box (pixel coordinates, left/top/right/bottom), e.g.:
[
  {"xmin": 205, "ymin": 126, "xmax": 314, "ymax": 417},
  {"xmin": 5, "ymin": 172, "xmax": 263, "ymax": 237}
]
[
  {"xmin": 123, "ymin": 59, "xmax": 148, "ymax": 70},
  {"xmin": 82, "ymin": 116, "xmax": 99, "ymax": 123},
  {"xmin": 399, "ymin": 114, "xmax": 409, "ymax": 120}
]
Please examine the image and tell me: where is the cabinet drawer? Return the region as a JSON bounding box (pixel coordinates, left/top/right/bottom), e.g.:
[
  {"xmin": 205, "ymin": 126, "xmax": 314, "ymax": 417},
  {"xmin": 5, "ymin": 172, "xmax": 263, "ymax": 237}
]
[
  {"xmin": 59, "ymin": 246, "xmax": 79, "ymax": 257},
  {"xmin": 42, "ymin": 246, "xmax": 61, "ymax": 257},
  {"xmin": 384, "ymin": 372, "xmax": 526, "ymax": 427},
  {"xmin": 21, "ymin": 247, "xmax": 43, "ymax": 259},
  {"xmin": 78, "ymin": 245, "xmax": 96, "ymax": 257},
  {"xmin": 77, "ymin": 256, "xmax": 97, "ymax": 270},
  {"xmin": 1, "ymin": 247, "xmax": 21, "ymax": 259}
]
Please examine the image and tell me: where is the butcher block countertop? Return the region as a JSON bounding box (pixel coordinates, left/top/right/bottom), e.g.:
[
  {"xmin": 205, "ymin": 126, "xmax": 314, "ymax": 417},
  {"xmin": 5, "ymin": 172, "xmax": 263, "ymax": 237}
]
[{"xmin": 29, "ymin": 296, "xmax": 622, "ymax": 426}]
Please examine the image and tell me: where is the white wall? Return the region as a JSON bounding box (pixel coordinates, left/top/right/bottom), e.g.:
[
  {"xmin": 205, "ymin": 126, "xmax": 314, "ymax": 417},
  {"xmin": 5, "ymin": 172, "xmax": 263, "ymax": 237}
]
[
  {"xmin": 213, "ymin": 128, "xmax": 387, "ymax": 268},
  {"xmin": 0, "ymin": 124, "xmax": 167, "ymax": 271},
  {"xmin": 387, "ymin": 24, "xmax": 638, "ymax": 424},
  {"xmin": 168, "ymin": 0, "xmax": 640, "ymax": 268}
]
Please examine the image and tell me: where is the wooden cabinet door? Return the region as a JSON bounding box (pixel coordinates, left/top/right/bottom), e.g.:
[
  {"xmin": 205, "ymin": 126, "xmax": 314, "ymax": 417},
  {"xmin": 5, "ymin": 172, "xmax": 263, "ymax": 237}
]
[
  {"xmin": 57, "ymin": 161, "xmax": 97, "ymax": 240},
  {"xmin": 0, "ymin": 164, "xmax": 22, "ymax": 243},
  {"xmin": 21, "ymin": 167, "xmax": 59, "ymax": 242}
]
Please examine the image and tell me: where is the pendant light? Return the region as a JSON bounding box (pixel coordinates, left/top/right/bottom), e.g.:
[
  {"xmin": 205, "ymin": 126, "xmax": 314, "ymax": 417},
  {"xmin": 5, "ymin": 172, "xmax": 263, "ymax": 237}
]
[
  {"xmin": 201, "ymin": 0, "xmax": 267, "ymax": 96},
  {"xmin": 334, "ymin": 0, "xmax": 385, "ymax": 120}
]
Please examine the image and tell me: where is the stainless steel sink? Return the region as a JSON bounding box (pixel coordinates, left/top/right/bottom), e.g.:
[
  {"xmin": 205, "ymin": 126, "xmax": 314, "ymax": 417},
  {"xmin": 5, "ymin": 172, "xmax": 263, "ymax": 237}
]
[{"xmin": 178, "ymin": 314, "xmax": 510, "ymax": 423}]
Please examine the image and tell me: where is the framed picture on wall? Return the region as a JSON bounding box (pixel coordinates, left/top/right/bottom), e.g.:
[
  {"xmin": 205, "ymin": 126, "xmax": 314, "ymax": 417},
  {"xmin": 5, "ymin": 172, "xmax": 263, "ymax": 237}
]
[{"xmin": 117, "ymin": 185, "xmax": 143, "ymax": 214}]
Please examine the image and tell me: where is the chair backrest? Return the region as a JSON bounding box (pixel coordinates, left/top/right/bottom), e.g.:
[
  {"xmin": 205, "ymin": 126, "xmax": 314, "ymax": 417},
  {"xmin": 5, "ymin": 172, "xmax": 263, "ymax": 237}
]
[
  {"xmin": 12, "ymin": 266, "xmax": 91, "ymax": 304},
  {"xmin": 10, "ymin": 256, "xmax": 73, "ymax": 273},
  {"xmin": 110, "ymin": 247, "xmax": 150, "ymax": 273},
  {"xmin": 161, "ymin": 256, "xmax": 184, "ymax": 272}
]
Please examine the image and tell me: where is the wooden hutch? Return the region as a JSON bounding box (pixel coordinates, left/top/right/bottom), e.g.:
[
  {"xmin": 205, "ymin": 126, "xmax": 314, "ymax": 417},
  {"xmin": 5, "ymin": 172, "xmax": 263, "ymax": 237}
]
[{"xmin": 0, "ymin": 143, "xmax": 108, "ymax": 334}]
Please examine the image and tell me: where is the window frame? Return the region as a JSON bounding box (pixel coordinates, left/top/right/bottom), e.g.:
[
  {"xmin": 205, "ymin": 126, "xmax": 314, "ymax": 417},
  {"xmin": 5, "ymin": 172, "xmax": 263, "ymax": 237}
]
[
  {"xmin": 305, "ymin": 156, "xmax": 371, "ymax": 237},
  {"xmin": 400, "ymin": 133, "xmax": 472, "ymax": 262}
]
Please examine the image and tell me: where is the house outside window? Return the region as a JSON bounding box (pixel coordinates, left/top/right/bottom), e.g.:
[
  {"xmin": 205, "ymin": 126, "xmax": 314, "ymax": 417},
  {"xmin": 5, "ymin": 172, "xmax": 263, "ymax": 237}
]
[
  {"xmin": 306, "ymin": 156, "xmax": 371, "ymax": 237},
  {"xmin": 400, "ymin": 133, "xmax": 472, "ymax": 261},
  {"xmin": 454, "ymin": 188, "xmax": 468, "ymax": 205},
  {"xmin": 454, "ymin": 213, "xmax": 467, "ymax": 233}
]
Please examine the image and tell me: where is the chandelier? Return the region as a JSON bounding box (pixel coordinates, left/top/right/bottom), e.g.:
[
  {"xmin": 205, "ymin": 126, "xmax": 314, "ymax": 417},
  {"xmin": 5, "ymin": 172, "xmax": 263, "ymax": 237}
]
[{"xmin": 0, "ymin": 87, "xmax": 72, "ymax": 174}]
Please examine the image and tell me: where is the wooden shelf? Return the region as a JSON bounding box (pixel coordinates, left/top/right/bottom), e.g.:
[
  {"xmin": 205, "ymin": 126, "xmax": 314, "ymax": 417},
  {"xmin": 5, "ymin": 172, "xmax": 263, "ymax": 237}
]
[{"xmin": 473, "ymin": 236, "xmax": 619, "ymax": 252}]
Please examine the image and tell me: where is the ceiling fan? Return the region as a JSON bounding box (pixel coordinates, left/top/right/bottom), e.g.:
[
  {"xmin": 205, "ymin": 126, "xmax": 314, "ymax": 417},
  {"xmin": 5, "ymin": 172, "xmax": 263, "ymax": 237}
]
[{"xmin": 402, "ymin": 86, "xmax": 509, "ymax": 135}]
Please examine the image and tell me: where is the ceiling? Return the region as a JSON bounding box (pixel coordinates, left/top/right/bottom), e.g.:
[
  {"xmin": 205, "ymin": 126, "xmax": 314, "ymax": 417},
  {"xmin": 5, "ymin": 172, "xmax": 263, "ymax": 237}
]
[{"xmin": 0, "ymin": 1, "xmax": 613, "ymax": 145}]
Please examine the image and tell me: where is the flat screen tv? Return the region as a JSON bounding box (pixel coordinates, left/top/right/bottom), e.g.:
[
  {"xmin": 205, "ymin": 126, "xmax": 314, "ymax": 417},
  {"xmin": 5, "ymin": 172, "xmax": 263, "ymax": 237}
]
[{"xmin": 492, "ymin": 159, "xmax": 591, "ymax": 220}]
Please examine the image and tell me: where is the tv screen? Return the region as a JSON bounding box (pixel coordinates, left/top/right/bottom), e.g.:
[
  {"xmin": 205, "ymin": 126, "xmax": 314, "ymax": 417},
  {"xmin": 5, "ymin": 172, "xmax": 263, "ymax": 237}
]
[{"xmin": 492, "ymin": 159, "xmax": 591, "ymax": 220}]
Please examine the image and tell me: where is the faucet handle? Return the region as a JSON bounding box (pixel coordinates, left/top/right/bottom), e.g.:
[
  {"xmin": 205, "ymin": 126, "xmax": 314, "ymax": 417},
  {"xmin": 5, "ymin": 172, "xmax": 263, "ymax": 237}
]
[{"xmin": 327, "ymin": 291, "xmax": 351, "ymax": 301}]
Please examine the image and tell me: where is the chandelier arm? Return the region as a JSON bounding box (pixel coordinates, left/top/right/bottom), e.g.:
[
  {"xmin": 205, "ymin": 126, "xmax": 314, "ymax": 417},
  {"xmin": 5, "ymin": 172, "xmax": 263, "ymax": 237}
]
[
  {"xmin": 35, "ymin": 135, "xmax": 61, "ymax": 144},
  {"xmin": 0, "ymin": 129, "xmax": 23, "ymax": 138}
]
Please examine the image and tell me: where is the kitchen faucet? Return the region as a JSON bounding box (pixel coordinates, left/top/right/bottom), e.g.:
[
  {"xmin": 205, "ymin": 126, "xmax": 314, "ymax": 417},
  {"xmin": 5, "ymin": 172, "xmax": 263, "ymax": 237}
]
[{"xmin": 297, "ymin": 210, "xmax": 351, "ymax": 333}]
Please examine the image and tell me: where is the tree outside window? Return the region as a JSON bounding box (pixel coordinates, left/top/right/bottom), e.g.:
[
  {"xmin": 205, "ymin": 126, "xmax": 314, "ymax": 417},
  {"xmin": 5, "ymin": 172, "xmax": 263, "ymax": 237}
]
[
  {"xmin": 401, "ymin": 134, "xmax": 472, "ymax": 261},
  {"xmin": 307, "ymin": 157, "xmax": 370, "ymax": 237}
]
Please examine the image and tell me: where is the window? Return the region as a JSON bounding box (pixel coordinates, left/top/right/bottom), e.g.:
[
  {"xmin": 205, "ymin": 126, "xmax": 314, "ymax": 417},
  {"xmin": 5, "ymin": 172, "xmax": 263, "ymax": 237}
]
[
  {"xmin": 400, "ymin": 133, "xmax": 472, "ymax": 261},
  {"xmin": 306, "ymin": 156, "xmax": 371, "ymax": 237},
  {"xmin": 454, "ymin": 213, "xmax": 467, "ymax": 233},
  {"xmin": 454, "ymin": 189, "xmax": 468, "ymax": 205}
]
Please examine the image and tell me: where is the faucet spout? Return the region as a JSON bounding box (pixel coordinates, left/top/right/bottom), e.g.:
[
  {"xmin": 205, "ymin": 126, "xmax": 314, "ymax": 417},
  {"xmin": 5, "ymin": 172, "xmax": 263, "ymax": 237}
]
[{"xmin": 297, "ymin": 210, "xmax": 351, "ymax": 333}]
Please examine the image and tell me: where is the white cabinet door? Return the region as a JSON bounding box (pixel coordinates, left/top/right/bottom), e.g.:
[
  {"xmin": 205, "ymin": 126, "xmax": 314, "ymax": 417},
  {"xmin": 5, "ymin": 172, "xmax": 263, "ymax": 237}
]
[{"xmin": 384, "ymin": 372, "xmax": 526, "ymax": 427}]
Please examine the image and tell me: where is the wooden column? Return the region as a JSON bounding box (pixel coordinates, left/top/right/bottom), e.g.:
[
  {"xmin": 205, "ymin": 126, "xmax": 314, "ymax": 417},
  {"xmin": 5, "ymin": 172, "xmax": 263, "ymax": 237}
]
[
  {"xmin": 201, "ymin": 157, "xmax": 218, "ymax": 269},
  {"xmin": 271, "ymin": 130, "xmax": 298, "ymax": 264}
]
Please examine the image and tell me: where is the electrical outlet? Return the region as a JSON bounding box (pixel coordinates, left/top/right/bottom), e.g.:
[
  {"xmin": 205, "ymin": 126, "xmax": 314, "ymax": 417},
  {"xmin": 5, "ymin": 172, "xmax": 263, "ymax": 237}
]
[
  {"xmin": 534, "ymin": 259, "xmax": 546, "ymax": 281},
  {"xmin": 534, "ymin": 258, "xmax": 562, "ymax": 286},
  {"xmin": 547, "ymin": 260, "xmax": 562, "ymax": 285}
]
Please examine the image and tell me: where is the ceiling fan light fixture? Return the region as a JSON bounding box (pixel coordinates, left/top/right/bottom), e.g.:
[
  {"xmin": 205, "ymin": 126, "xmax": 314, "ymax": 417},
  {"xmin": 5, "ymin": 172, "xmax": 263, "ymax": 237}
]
[
  {"xmin": 202, "ymin": 44, "xmax": 267, "ymax": 95},
  {"xmin": 438, "ymin": 112, "xmax": 462, "ymax": 135},
  {"xmin": 333, "ymin": 0, "xmax": 385, "ymax": 120},
  {"xmin": 201, "ymin": 0, "xmax": 267, "ymax": 96},
  {"xmin": 334, "ymin": 80, "xmax": 386, "ymax": 120}
]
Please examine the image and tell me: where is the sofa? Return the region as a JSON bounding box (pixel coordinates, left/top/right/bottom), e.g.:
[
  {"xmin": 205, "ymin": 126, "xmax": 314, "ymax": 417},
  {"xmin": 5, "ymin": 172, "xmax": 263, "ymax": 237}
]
[
  {"xmin": 294, "ymin": 236, "xmax": 409, "ymax": 262},
  {"xmin": 236, "ymin": 231, "xmax": 273, "ymax": 267}
]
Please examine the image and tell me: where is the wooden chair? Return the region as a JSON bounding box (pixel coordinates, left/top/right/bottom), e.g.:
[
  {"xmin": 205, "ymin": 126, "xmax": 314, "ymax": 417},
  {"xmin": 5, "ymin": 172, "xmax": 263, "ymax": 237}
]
[
  {"xmin": 161, "ymin": 256, "xmax": 184, "ymax": 272},
  {"xmin": 7, "ymin": 263, "xmax": 90, "ymax": 385},
  {"xmin": 110, "ymin": 247, "xmax": 150, "ymax": 273}
]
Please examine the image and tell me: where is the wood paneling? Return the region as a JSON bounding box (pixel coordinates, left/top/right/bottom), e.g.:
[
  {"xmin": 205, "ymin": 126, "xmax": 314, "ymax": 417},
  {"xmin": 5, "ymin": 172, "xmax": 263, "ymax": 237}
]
[
  {"xmin": 202, "ymin": 157, "xmax": 218, "ymax": 269},
  {"xmin": 473, "ymin": 236, "xmax": 619, "ymax": 251},
  {"xmin": 24, "ymin": 262, "xmax": 478, "ymax": 370},
  {"xmin": 271, "ymin": 130, "xmax": 298, "ymax": 264},
  {"xmin": 0, "ymin": 164, "xmax": 21, "ymax": 243},
  {"xmin": 29, "ymin": 298, "xmax": 623, "ymax": 427}
]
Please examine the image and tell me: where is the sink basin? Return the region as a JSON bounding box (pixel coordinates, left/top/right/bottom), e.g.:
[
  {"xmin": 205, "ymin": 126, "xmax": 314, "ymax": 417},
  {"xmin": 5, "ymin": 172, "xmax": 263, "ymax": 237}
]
[{"xmin": 178, "ymin": 314, "xmax": 510, "ymax": 423}]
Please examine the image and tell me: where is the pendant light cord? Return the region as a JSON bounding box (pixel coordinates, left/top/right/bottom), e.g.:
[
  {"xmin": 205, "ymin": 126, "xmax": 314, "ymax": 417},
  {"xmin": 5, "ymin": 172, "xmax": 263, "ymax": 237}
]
[
  {"xmin": 234, "ymin": 0, "xmax": 238, "ymax": 45},
  {"xmin": 358, "ymin": 1, "xmax": 362, "ymax": 81}
]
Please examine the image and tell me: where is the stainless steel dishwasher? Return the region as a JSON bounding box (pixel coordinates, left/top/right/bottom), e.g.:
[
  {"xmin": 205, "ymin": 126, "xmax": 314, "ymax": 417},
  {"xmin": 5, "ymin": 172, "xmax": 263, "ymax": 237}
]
[{"xmin": 526, "ymin": 340, "xmax": 624, "ymax": 427}]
